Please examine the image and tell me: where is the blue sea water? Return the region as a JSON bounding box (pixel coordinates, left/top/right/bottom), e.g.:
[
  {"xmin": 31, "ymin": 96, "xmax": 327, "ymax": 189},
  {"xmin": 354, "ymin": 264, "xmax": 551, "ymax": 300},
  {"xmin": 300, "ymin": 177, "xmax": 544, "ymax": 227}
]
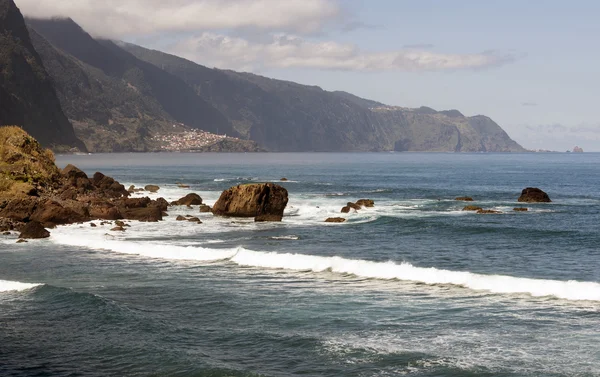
[{"xmin": 1, "ymin": 152, "xmax": 599, "ymax": 376}]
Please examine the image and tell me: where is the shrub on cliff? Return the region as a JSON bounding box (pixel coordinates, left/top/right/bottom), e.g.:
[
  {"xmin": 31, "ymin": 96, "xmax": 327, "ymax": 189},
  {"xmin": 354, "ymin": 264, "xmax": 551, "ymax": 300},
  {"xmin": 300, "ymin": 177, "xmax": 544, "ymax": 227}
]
[{"xmin": 0, "ymin": 126, "xmax": 60, "ymax": 197}]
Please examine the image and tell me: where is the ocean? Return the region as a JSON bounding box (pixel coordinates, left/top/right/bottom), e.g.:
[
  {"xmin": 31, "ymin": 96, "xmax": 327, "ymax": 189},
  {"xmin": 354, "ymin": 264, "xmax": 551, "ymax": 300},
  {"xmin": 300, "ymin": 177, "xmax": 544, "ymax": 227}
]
[{"xmin": 1, "ymin": 152, "xmax": 599, "ymax": 377}]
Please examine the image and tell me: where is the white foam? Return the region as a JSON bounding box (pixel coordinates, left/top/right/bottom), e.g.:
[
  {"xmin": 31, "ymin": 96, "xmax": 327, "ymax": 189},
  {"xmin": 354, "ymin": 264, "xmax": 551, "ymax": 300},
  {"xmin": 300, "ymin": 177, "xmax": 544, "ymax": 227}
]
[
  {"xmin": 50, "ymin": 223, "xmax": 600, "ymax": 302},
  {"xmin": 229, "ymin": 250, "xmax": 600, "ymax": 301},
  {"xmin": 270, "ymin": 235, "xmax": 300, "ymax": 240},
  {"xmin": 0, "ymin": 279, "xmax": 41, "ymax": 293}
]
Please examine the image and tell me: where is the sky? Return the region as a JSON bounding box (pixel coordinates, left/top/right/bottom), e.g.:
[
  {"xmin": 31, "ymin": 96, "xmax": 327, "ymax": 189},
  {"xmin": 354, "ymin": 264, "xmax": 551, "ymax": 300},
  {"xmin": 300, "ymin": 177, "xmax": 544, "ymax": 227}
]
[{"xmin": 15, "ymin": 0, "xmax": 600, "ymax": 151}]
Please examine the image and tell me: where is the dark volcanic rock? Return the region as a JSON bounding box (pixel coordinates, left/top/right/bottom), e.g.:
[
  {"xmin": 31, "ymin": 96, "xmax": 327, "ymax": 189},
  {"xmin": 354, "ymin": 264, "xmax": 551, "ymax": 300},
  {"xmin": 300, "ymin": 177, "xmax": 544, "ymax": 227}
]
[
  {"xmin": 88, "ymin": 201, "xmax": 122, "ymax": 220},
  {"xmin": 347, "ymin": 202, "xmax": 362, "ymax": 211},
  {"xmin": 212, "ymin": 183, "xmax": 288, "ymax": 222},
  {"xmin": 513, "ymin": 207, "xmax": 528, "ymax": 212},
  {"xmin": 325, "ymin": 217, "xmax": 346, "ymax": 223},
  {"xmin": 199, "ymin": 204, "xmax": 211, "ymax": 213},
  {"xmin": 172, "ymin": 193, "xmax": 203, "ymax": 206},
  {"xmin": 18, "ymin": 221, "xmax": 50, "ymax": 239},
  {"xmin": 30, "ymin": 199, "xmax": 87, "ymax": 227},
  {"xmin": 92, "ymin": 172, "xmax": 129, "ymax": 198},
  {"xmin": 144, "ymin": 184, "xmax": 160, "ymax": 193},
  {"xmin": 61, "ymin": 164, "xmax": 93, "ymax": 192},
  {"xmin": 455, "ymin": 197, "xmax": 474, "ymax": 201},
  {"xmin": 0, "ymin": 197, "xmax": 38, "ymax": 221},
  {"xmin": 176, "ymin": 215, "xmax": 186, "ymax": 221},
  {"xmin": 341, "ymin": 206, "xmax": 352, "ymax": 213},
  {"xmin": 518, "ymin": 188, "xmax": 551, "ymax": 203},
  {"xmin": 355, "ymin": 199, "xmax": 374, "ymax": 208},
  {"xmin": 120, "ymin": 207, "xmax": 162, "ymax": 222}
]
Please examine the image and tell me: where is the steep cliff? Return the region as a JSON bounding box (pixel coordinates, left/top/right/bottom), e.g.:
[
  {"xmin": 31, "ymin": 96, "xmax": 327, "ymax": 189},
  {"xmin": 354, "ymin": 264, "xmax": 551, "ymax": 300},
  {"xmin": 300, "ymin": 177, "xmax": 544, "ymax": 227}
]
[
  {"xmin": 0, "ymin": 0, "xmax": 84, "ymax": 151},
  {"xmin": 123, "ymin": 43, "xmax": 526, "ymax": 152},
  {"xmin": 26, "ymin": 17, "xmax": 237, "ymax": 152}
]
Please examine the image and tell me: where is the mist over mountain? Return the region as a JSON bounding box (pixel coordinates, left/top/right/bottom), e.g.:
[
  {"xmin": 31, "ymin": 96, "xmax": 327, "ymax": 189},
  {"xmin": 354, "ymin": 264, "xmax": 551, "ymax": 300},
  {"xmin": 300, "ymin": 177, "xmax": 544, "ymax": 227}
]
[{"xmin": 0, "ymin": 0, "xmax": 84, "ymax": 151}]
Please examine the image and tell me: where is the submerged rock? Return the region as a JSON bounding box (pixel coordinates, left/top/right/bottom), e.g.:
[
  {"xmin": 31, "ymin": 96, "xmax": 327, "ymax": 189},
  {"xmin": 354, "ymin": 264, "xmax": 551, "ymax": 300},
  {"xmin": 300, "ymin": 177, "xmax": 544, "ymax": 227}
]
[
  {"xmin": 463, "ymin": 205, "xmax": 483, "ymax": 211},
  {"xmin": 513, "ymin": 207, "xmax": 528, "ymax": 212},
  {"xmin": 212, "ymin": 183, "xmax": 288, "ymax": 222},
  {"xmin": 476, "ymin": 209, "xmax": 502, "ymax": 214},
  {"xmin": 518, "ymin": 187, "xmax": 551, "ymax": 203}
]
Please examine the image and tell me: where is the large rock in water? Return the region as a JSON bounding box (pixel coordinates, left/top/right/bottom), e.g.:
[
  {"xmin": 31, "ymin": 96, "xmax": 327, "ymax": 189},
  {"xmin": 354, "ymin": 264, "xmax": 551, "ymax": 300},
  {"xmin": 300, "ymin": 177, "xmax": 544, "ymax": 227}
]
[
  {"xmin": 212, "ymin": 183, "xmax": 288, "ymax": 221},
  {"xmin": 518, "ymin": 188, "xmax": 551, "ymax": 203},
  {"xmin": 18, "ymin": 221, "xmax": 50, "ymax": 239}
]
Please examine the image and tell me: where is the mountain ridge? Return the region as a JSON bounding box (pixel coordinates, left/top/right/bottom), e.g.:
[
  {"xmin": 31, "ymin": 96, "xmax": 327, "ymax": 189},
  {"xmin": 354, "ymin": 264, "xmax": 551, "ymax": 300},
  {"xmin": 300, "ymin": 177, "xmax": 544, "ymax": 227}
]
[{"xmin": 17, "ymin": 13, "xmax": 525, "ymax": 153}]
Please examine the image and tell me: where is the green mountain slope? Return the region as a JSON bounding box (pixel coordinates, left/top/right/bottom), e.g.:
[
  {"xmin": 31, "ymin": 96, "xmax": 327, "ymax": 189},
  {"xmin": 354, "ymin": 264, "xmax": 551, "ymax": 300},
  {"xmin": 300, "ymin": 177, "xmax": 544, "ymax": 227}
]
[
  {"xmin": 26, "ymin": 17, "xmax": 238, "ymax": 152},
  {"xmin": 0, "ymin": 0, "xmax": 84, "ymax": 151},
  {"xmin": 122, "ymin": 43, "xmax": 526, "ymax": 152}
]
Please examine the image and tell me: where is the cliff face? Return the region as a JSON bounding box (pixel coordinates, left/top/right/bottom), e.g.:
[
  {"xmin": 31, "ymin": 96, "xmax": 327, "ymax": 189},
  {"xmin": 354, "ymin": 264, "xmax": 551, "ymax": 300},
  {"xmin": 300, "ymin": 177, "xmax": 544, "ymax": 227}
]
[
  {"xmin": 123, "ymin": 44, "xmax": 526, "ymax": 152},
  {"xmin": 26, "ymin": 17, "xmax": 237, "ymax": 152},
  {"xmin": 18, "ymin": 13, "xmax": 524, "ymax": 153},
  {"xmin": 0, "ymin": 0, "xmax": 85, "ymax": 151}
]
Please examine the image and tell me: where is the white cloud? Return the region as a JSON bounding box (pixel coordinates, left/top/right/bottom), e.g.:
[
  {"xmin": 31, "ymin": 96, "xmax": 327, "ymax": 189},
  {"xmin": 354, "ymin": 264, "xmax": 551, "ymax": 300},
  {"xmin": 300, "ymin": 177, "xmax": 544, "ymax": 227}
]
[
  {"xmin": 169, "ymin": 33, "xmax": 515, "ymax": 72},
  {"xmin": 15, "ymin": 0, "xmax": 340, "ymax": 38}
]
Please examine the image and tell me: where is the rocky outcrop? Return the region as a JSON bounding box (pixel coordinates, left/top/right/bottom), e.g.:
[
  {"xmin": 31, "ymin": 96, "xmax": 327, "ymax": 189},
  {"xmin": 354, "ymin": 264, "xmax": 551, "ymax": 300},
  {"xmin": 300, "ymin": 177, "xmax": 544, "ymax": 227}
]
[
  {"xmin": 455, "ymin": 197, "xmax": 474, "ymax": 201},
  {"xmin": 212, "ymin": 183, "xmax": 288, "ymax": 222},
  {"xmin": 172, "ymin": 193, "xmax": 202, "ymax": 206},
  {"xmin": 18, "ymin": 221, "xmax": 50, "ymax": 239},
  {"xmin": 518, "ymin": 188, "xmax": 551, "ymax": 203},
  {"xmin": 477, "ymin": 209, "xmax": 502, "ymax": 214},
  {"xmin": 356, "ymin": 199, "xmax": 374, "ymax": 208},
  {"xmin": 325, "ymin": 217, "xmax": 346, "ymax": 223}
]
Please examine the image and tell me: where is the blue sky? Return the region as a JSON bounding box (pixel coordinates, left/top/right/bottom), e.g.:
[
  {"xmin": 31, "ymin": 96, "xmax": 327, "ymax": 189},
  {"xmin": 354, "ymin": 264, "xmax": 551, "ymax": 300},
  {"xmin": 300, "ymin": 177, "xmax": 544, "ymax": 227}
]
[{"xmin": 17, "ymin": 0, "xmax": 600, "ymax": 151}]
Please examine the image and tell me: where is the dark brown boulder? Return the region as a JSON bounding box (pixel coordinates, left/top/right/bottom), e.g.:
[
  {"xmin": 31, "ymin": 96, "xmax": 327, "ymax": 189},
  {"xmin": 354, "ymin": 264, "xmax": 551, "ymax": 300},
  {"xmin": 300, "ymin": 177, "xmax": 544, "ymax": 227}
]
[
  {"xmin": 89, "ymin": 201, "xmax": 122, "ymax": 220},
  {"xmin": 92, "ymin": 172, "xmax": 129, "ymax": 198},
  {"xmin": 172, "ymin": 193, "xmax": 203, "ymax": 206},
  {"xmin": 355, "ymin": 199, "xmax": 375, "ymax": 207},
  {"xmin": 176, "ymin": 215, "xmax": 186, "ymax": 221},
  {"xmin": 347, "ymin": 202, "xmax": 362, "ymax": 210},
  {"xmin": 151, "ymin": 197, "xmax": 170, "ymax": 211},
  {"xmin": 119, "ymin": 197, "xmax": 152, "ymax": 209},
  {"xmin": 120, "ymin": 207, "xmax": 162, "ymax": 222},
  {"xmin": 19, "ymin": 221, "xmax": 50, "ymax": 239},
  {"xmin": 518, "ymin": 188, "xmax": 551, "ymax": 203},
  {"xmin": 455, "ymin": 197, "xmax": 474, "ymax": 201},
  {"xmin": 325, "ymin": 217, "xmax": 346, "ymax": 223},
  {"xmin": 144, "ymin": 185, "xmax": 160, "ymax": 193},
  {"xmin": 341, "ymin": 206, "xmax": 351, "ymax": 213},
  {"xmin": 199, "ymin": 204, "xmax": 211, "ymax": 213},
  {"xmin": 187, "ymin": 217, "xmax": 201, "ymax": 223},
  {"xmin": 212, "ymin": 183, "xmax": 288, "ymax": 222},
  {"xmin": 111, "ymin": 226, "xmax": 126, "ymax": 231},
  {"xmin": 16, "ymin": 239, "xmax": 28, "ymax": 243},
  {"xmin": 30, "ymin": 200, "xmax": 88, "ymax": 227},
  {"xmin": 463, "ymin": 205, "xmax": 483, "ymax": 211},
  {"xmin": 280, "ymin": 178, "xmax": 288, "ymax": 181},
  {"xmin": 0, "ymin": 197, "xmax": 38, "ymax": 221},
  {"xmin": 513, "ymin": 207, "xmax": 528, "ymax": 212},
  {"xmin": 61, "ymin": 164, "xmax": 93, "ymax": 192}
]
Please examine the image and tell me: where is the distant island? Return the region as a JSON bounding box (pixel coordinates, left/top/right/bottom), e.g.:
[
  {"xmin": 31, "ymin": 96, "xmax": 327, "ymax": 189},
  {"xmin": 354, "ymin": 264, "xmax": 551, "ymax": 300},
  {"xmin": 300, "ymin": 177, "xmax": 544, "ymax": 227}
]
[{"xmin": 2, "ymin": 0, "xmax": 525, "ymax": 153}]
